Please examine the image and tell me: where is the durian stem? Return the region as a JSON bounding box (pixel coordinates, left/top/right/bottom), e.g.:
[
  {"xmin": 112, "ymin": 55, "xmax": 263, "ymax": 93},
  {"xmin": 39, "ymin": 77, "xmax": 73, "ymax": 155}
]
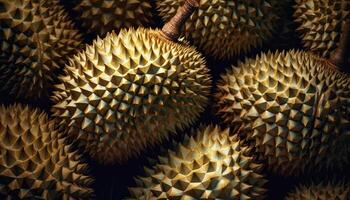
[
  {"xmin": 329, "ymin": 19, "xmax": 350, "ymax": 72},
  {"xmin": 161, "ymin": 0, "xmax": 199, "ymax": 41}
]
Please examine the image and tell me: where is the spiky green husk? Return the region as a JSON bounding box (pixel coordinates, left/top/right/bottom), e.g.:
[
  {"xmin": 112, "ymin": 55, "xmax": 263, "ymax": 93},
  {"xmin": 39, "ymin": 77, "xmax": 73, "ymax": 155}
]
[
  {"xmin": 0, "ymin": 0, "xmax": 82, "ymax": 100},
  {"xmin": 128, "ymin": 125, "xmax": 267, "ymax": 199},
  {"xmin": 285, "ymin": 183, "xmax": 350, "ymax": 200},
  {"xmin": 216, "ymin": 50, "xmax": 350, "ymax": 175},
  {"xmin": 73, "ymin": 0, "xmax": 154, "ymax": 37},
  {"xmin": 0, "ymin": 104, "xmax": 94, "ymax": 199},
  {"xmin": 156, "ymin": 0, "xmax": 281, "ymax": 59},
  {"xmin": 51, "ymin": 28, "xmax": 211, "ymax": 164},
  {"xmin": 294, "ymin": 0, "xmax": 350, "ymax": 58}
]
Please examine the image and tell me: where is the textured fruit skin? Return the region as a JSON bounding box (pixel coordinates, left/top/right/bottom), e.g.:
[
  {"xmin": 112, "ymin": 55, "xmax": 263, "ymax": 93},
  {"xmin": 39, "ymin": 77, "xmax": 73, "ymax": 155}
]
[
  {"xmin": 51, "ymin": 28, "xmax": 211, "ymax": 164},
  {"xmin": 127, "ymin": 125, "xmax": 267, "ymax": 199},
  {"xmin": 294, "ymin": 0, "xmax": 350, "ymax": 58},
  {"xmin": 215, "ymin": 50, "xmax": 350, "ymax": 175},
  {"xmin": 156, "ymin": 0, "xmax": 280, "ymax": 59},
  {"xmin": 0, "ymin": 104, "xmax": 94, "ymax": 199},
  {"xmin": 0, "ymin": 0, "xmax": 82, "ymax": 100},
  {"xmin": 73, "ymin": 0, "xmax": 154, "ymax": 37},
  {"xmin": 285, "ymin": 183, "xmax": 350, "ymax": 200}
]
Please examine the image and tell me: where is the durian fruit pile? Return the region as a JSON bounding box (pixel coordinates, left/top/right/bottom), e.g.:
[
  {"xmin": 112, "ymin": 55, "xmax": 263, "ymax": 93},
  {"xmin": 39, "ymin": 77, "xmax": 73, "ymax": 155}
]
[
  {"xmin": 70, "ymin": 0, "xmax": 154, "ymax": 37},
  {"xmin": 285, "ymin": 183, "xmax": 350, "ymax": 199},
  {"xmin": 0, "ymin": 0, "xmax": 82, "ymax": 100},
  {"xmin": 1, "ymin": 0, "xmax": 350, "ymax": 199},
  {"xmin": 128, "ymin": 125, "xmax": 267, "ymax": 199},
  {"xmin": 0, "ymin": 104, "xmax": 94, "ymax": 199},
  {"xmin": 216, "ymin": 50, "xmax": 350, "ymax": 175},
  {"xmin": 156, "ymin": 0, "xmax": 282, "ymax": 59}
]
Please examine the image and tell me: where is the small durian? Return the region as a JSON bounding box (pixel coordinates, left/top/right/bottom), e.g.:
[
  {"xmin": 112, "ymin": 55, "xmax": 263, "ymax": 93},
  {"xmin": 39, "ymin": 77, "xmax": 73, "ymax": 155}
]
[
  {"xmin": 156, "ymin": 0, "xmax": 282, "ymax": 59},
  {"xmin": 127, "ymin": 125, "xmax": 267, "ymax": 199},
  {"xmin": 51, "ymin": 0, "xmax": 212, "ymax": 164},
  {"xmin": 0, "ymin": 0, "xmax": 82, "ymax": 100},
  {"xmin": 72, "ymin": 0, "xmax": 154, "ymax": 37},
  {"xmin": 215, "ymin": 20, "xmax": 350, "ymax": 175},
  {"xmin": 294, "ymin": 0, "xmax": 350, "ymax": 58},
  {"xmin": 0, "ymin": 104, "xmax": 94, "ymax": 199},
  {"xmin": 285, "ymin": 183, "xmax": 350, "ymax": 200}
]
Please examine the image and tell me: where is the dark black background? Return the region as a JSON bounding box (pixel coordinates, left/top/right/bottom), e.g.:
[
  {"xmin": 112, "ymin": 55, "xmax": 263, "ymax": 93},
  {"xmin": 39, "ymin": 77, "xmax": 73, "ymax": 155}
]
[{"xmin": 1, "ymin": 0, "xmax": 349, "ymax": 199}]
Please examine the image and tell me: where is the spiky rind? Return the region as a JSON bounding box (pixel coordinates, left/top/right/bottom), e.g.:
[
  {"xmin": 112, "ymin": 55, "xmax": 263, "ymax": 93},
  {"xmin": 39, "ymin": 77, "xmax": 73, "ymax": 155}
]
[
  {"xmin": 157, "ymin": 0, "xmax": 281, "ymax": 59},
  {"xmin": 216, "ymin": 50, "xmax": 350, "ymax": 175},
  {"xmin": 0, "ymin": 0, "xmax": 82, "ymax": 100},
  {"xmin": 285, "ymin": 183, "xmax": 350, "ymax": 200},
  {"xmin": 0, "ymin": 104, "xmax": 94, "ymax": 199},
  {"xmin": 73, "ymin": 0, "xmax": 154, "ymax": 37},
  {"xmin": 294, "ymin": 0, "xmax": 350, "ymax": 58},
  {"xmin": 51, "ymin": 28, "xmax": 211, "ymax": 164},
  {"xmin": 128, "ymin": 125, "xmax": 267, "ymax": 199}
]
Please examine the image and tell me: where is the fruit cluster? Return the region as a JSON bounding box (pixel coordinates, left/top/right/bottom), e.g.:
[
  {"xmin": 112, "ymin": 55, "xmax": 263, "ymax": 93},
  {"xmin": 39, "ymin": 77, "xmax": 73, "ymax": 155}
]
[{"xmin": 0, "ymin": 0, "xmax": 349, "ymax": 199}]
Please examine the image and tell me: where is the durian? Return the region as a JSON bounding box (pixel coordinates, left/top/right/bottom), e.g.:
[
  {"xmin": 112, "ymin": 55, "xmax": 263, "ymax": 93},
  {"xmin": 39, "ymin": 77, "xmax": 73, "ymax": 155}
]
[
  {"xmin": 294, "ymin": 0, "xmax": 350, "ymax": 58},
  {"xmin": 285, "ymin": 183, "xmax": 350, "ymax": 200},
  {"xmin": 215, "ymin": 49, "xmax": 350, "ymax": 175},
  {"xmin": 51, "ymin": 0, "xmax": 212, "ymax": 164},
  {"xmin": 156, "ymin": 0, "xmax": 281, "ymax": 59},
  {"xmin": 72, "ymin": 0, "xmax": 154, "ymax": 37},
  {"xmin": 0, "ymin": 104, "xmax": 94, "ymax": 199},
  {"xmin": 0, "ymin": 0, "xmax": 82, "ymax": 100},
  {"xmin": 127, "ymin": 125, "xmax": 267, "ymax": 199}
]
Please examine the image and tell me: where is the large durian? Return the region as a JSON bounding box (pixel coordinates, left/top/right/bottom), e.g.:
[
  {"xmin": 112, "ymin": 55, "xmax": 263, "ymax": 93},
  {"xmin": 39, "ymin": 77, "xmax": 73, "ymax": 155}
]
[
  {"xmin": 127, "ymin": 125, "xmax": 267, "ymax": 199},
  {"xmin": 72, "ymin": 0, "xmax": 154, "ymax": 37},
  {"xmin": 0, "ymin": 104, "xmax": 94, "ymax": 199},
  {"xmin": 285, "ymin": 183, "xmax": 350, "ymax": 200},
  {"xmin": 0, "ymin": 0, "xmax": 82, "ymax": 100},
  {"xmin": 156, "ymin": 0, "xmax": 281, "ymax": 59},
  {"xmin": 294, "ymin": 0, "xmax": 350, "ymax": 58},
  {"xmin": 51, "ymin": 0, "xmax": 211, "ymax": 164},
  {"xmin": 215, "ymin": 49, "xmax": 350, "ymax": 175}
]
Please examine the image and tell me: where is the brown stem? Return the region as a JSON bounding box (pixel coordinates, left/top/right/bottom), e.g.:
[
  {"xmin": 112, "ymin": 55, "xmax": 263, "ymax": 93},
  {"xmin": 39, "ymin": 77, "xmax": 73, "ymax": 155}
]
[
  {"xmin": 161, "ymin": 0, "xmax": 199, "ymax": 41},
  {"xmin": 329, "ymin": 18, "xmax": 350, "ymax": 72}
]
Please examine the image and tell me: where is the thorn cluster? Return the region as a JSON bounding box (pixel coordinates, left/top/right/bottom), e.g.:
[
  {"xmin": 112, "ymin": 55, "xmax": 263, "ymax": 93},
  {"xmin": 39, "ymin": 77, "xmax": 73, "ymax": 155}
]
[
  {"xmin": 216, "ymin": 50, "xmax": 350, "ymax": 175},
  {"xmin": 73, "ymin": 0, "xmax": 154, "ymax": 37},
  {"xmin": 51, "ymin": 28, "xmax": 211, "ymax": 164},
  {"xmin": 157, "ymin": 0, "xmax": 281, "ymax": 59},
  {"xmin": 0, "ymin": 104, "xmax": 94, "ymax": 199},
  {"xmin": 0, "ymin": 0, "xmax": 82, "ymax": 100},
  {"xmin": 128, "ymin": 125, "xmax": 267, "ymax": 199}
]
